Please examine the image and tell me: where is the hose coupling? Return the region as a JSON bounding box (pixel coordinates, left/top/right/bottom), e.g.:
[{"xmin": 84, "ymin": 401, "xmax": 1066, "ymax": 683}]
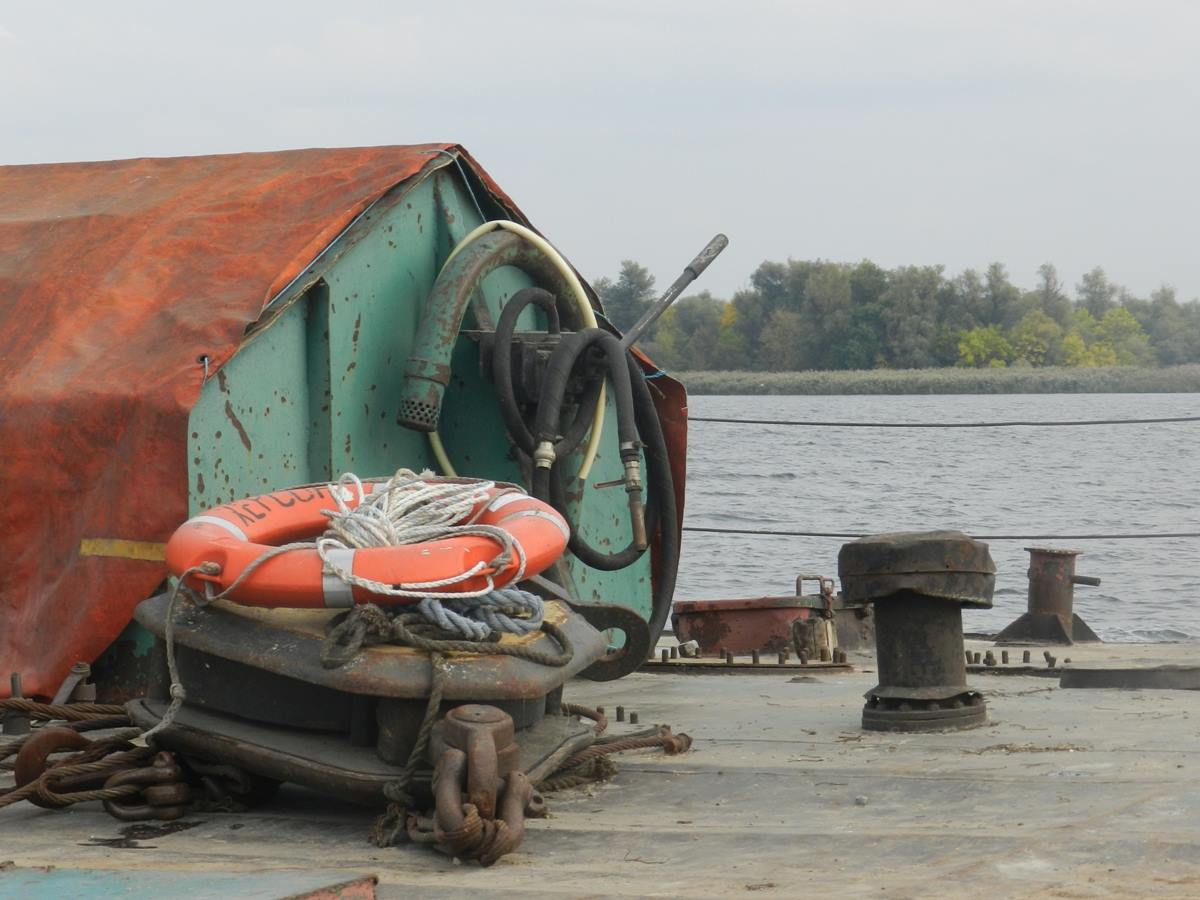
[
  {"xmin": 533, "ymin": 440, "xmax": 556, "ymax": 470},
  {"xmin": 622, "ymin": 457, "xmax": 643, "ymax": 494},
  {"xmin": 628, "ymin": 491, "xmax": 648, "ymax": 551}
]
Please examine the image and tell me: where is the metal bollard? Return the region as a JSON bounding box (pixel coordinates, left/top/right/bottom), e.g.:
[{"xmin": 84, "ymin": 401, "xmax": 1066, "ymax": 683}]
[
  {"xmin": 994, "ymin": 548, "xmax": 1101, "ymax": 645},
  {"xmin": 840, "ymin": 531, "xmax": 994, "ymax": 732}
]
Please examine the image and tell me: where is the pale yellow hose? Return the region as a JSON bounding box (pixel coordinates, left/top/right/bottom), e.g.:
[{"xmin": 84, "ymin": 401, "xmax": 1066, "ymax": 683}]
[{"xmin": 429, "ymin": 221, "xmax": 606, "ymax": 480}]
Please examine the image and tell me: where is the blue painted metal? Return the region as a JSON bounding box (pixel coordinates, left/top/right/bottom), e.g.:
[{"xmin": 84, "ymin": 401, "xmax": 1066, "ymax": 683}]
[{"xmin": 0, "ymin": 866, "xmax": 377, "ymax": 899}]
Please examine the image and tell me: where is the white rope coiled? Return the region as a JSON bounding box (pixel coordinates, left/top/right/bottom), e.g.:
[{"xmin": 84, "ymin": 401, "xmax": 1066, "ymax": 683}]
[{"xmin": 315, "ymin": 469, "xmax": 528, "ymax": 600}]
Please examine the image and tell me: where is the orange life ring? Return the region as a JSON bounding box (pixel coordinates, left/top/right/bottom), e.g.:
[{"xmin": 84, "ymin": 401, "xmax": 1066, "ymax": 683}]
[{"xmin": 165, "ymin": 480, "xmax": 570, "ymax": 609}]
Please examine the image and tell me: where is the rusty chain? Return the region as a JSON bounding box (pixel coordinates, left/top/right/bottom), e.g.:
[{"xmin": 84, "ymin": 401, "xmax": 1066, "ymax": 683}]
[{"xmin": 1, "ymin": 724, "xmax": 191, "ymax": 822}]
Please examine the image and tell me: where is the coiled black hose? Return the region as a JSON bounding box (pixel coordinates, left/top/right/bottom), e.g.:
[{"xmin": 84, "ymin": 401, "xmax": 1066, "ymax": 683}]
[
  {"xmin": 491, "ymin": 314, "xmax": 679, "ymax": 650},
  {"xmin": 492, "ymin": 288, "xmax": 598, "ymax": 460}
]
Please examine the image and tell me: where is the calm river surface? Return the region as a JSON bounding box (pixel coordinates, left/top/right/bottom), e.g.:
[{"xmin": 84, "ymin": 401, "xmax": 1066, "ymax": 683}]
[{"xmin": 676, "ymin": 393, "xmax": 1200, "ymax": 641}]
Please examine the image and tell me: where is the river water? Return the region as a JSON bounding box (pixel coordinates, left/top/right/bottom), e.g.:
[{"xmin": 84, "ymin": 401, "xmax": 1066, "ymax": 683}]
[{"xmin": 676, "ymin": 392, "xmax": 1200, "ymax": 641}]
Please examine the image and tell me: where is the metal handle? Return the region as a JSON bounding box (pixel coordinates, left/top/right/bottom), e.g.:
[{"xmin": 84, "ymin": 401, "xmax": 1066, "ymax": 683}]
[
  {"xmin": 1072, "ymin": 575, "xmax": 1102, "ymax": 587},
  {"xmin": 619, "ymin": 234, "xmax": 728, "ymax": 350}
]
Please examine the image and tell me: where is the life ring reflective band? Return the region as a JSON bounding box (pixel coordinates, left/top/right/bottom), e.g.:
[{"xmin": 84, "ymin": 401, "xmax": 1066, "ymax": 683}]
[{"xmin": 164, "ymin": 480, "xmax": 570, "ymax": 609}]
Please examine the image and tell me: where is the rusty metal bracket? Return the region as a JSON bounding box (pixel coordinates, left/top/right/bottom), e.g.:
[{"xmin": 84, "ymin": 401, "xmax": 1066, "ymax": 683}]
[
  {"xmin": 569, "ymin": 603, "xmax": 652, "ymax": 682},
  {"xmin": 102, "ymin": 752, "xmax": 191, "ymax": 822},
  {"xmin": 12, "ymin": 728, "xmax": 104, "ymax": 808}
]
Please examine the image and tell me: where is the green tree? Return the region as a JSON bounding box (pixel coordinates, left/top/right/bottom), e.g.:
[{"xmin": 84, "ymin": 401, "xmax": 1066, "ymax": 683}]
[
  {"xmin": 644, "ymin": 292, "xmax": 724, "ymax": 370},
  {"xmin": 760, "ymin": 309, "xmax": 806, "ymax": 370},
  {"xmin": 1010, "ymin": 310, "xmax": 1064, "ymax": 366},
  {"xmin": 881, "ymin": 266, "xmax": 944, "ymax": 368},
  {"xmin": 1034, "ymin": 263, "xmax": 1073, "ymax": 327},
  {"xmin": 984, "ymin": 262, "xmax": 1027, "ymax": 330},
  {"xmin": 594, "ymin": 260, "xmax": 656, "ymax": 332},
  {"xmin": 1096, "ymin": 307, "xmax": 1156, "ymax": 365},
  {"xmin": 1076, "ymin": 267, "xmax": 1119, "ymax": 318},
  {"xmin": 957, "ymin": 325, "xmax": 1014, "ymax": 368},
  {"xmin": 797, "ymin": 261, "xmax": 854, "ymax": 369},
  {"xmin": 844, "ymin": 260, "xmax": 889, "ymax": 368}
]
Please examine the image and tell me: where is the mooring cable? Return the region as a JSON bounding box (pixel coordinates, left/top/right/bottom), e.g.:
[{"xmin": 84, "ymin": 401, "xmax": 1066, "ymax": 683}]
[
  {"xmin": 683, "ymin": 526, "xmax": 1200, "ymax": 541},
  {"xmin": 689, "ymin": 414, "xmax": 1200, "ymax": 428}
]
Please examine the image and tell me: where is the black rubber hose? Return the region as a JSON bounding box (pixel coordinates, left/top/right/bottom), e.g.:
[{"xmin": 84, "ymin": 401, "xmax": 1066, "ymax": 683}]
[
  {"xmin": 490, "ymin": 309, "xmax": 679, "ymax": 651},
  {"xmin": 533, "ymin": 329, "xmax": 638, "ymax": 457},
  {"xmin": 625, "ymin": 354, "xmax": 679, "ymax": 647},
  {"xmin": 493, "ymin": 288, "xmax": 599, "ymax": 459},
  {"xmin": 532, "ymin": 330, "xmax": 647, "ymax": 571}
]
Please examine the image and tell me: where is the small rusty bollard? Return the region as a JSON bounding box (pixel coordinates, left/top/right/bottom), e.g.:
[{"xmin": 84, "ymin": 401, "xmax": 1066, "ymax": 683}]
[
  {"xmin": 630, "ymin": 711, "xmax": 639, "ymax": 725},
  {"xmin": 661, "ymin": 649, "xmax": 669, "ymax": 663},
  {"xmin": 1001, "ymin": 651, "xmax": 1009, "ymax": 665},
  {"xmin": 1023, "ymin": 651, "xmax": 1031, "ymax": 664},
  {"xmin": 840, "ymin": 530, "xmax": 995, "ymax": 732},
  {"xmin": 984, "ymin": 651, "xmax": 996, "ymax": 667},
  {"xmin": 994, "ymin": 548, "xmax": 1101, "ymax": 645},
  {"xmin": 751, "ymin": 650, "xmax": 760, "ymax": 665},
  {"xmin": 670, "ymin": 646, "xmax": 678, "ymax": 660},
  {"xmin": 433, "ymin": 705, "xmax": 520, "ymax": 821},
  {"xmin": 616, "ymin": 706, "xmax": 625, "ymax": 722},
  {"xmin": 725, "ymin": 651, "xmax": 734, "ymax": 665},
  {"xmin": 3, "ymin": 673, "xmax": 31, "ymax": 736},
  {"xmin": 425, "ymin": 705, "xmax": 538, "ymax": 867},
  {"xmin": 777, "ymin": 651, "xmax": 787, "ymax": 666}
]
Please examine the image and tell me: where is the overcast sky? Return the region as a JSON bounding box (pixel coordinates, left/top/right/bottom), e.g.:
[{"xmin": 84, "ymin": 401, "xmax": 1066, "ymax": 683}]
[{"xmin": 3, "ymin": 2, "xmax": 1198, "ymax": 301}]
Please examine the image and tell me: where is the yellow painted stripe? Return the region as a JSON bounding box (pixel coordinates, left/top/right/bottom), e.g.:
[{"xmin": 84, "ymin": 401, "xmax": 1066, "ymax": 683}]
[{"xmin": 79, "ymin": 538, "xmax": 167, "ymax": 562}]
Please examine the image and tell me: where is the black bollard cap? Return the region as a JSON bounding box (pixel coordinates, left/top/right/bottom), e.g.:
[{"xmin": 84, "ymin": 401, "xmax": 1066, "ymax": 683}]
[{"xmin": 838, "ymin": 530, "xmax": 995, "ymax": 608}]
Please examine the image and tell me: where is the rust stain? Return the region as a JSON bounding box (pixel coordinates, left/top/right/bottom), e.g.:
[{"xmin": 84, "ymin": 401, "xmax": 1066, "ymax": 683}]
[
  {"xmin": 196, "ymin": 472, "xmax": 205, "ymax": 494},
  {"xmin": 352, "ymin": 312, "xmax": 361, "ymax": 347},
  {"xmin": 223, "ymin": 399, "xmax": 253, "ymax": 452}
]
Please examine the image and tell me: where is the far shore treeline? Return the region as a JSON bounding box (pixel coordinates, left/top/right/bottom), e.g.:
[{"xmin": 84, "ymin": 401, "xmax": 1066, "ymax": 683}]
[{"xmin": 593, "ymin": 259, "xmax": 1200, "ymax": 393}]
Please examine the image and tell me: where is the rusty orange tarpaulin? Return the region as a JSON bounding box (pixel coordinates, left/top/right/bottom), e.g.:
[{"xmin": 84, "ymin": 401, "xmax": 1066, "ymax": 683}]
[
  {"xmin": 0, "ymin": 145, "xmax": 687, "ymax": 699},
  {"xmin": 0, "ymin": 145, "xmax": 460, "ymax": 698}
]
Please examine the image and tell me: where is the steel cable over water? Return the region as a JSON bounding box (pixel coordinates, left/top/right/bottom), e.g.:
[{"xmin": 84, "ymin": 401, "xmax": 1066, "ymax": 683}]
[
  {"xmin": 685, "ymin": 410, "xmax": 1198, "ymax": 542},
  {"xmin": 684, "ymin": 526, "xmax": 1200, "ymax": 541},
  {"xmin": 689, "ymin": 414, "xmax": 1200, "ymax": 428}
]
